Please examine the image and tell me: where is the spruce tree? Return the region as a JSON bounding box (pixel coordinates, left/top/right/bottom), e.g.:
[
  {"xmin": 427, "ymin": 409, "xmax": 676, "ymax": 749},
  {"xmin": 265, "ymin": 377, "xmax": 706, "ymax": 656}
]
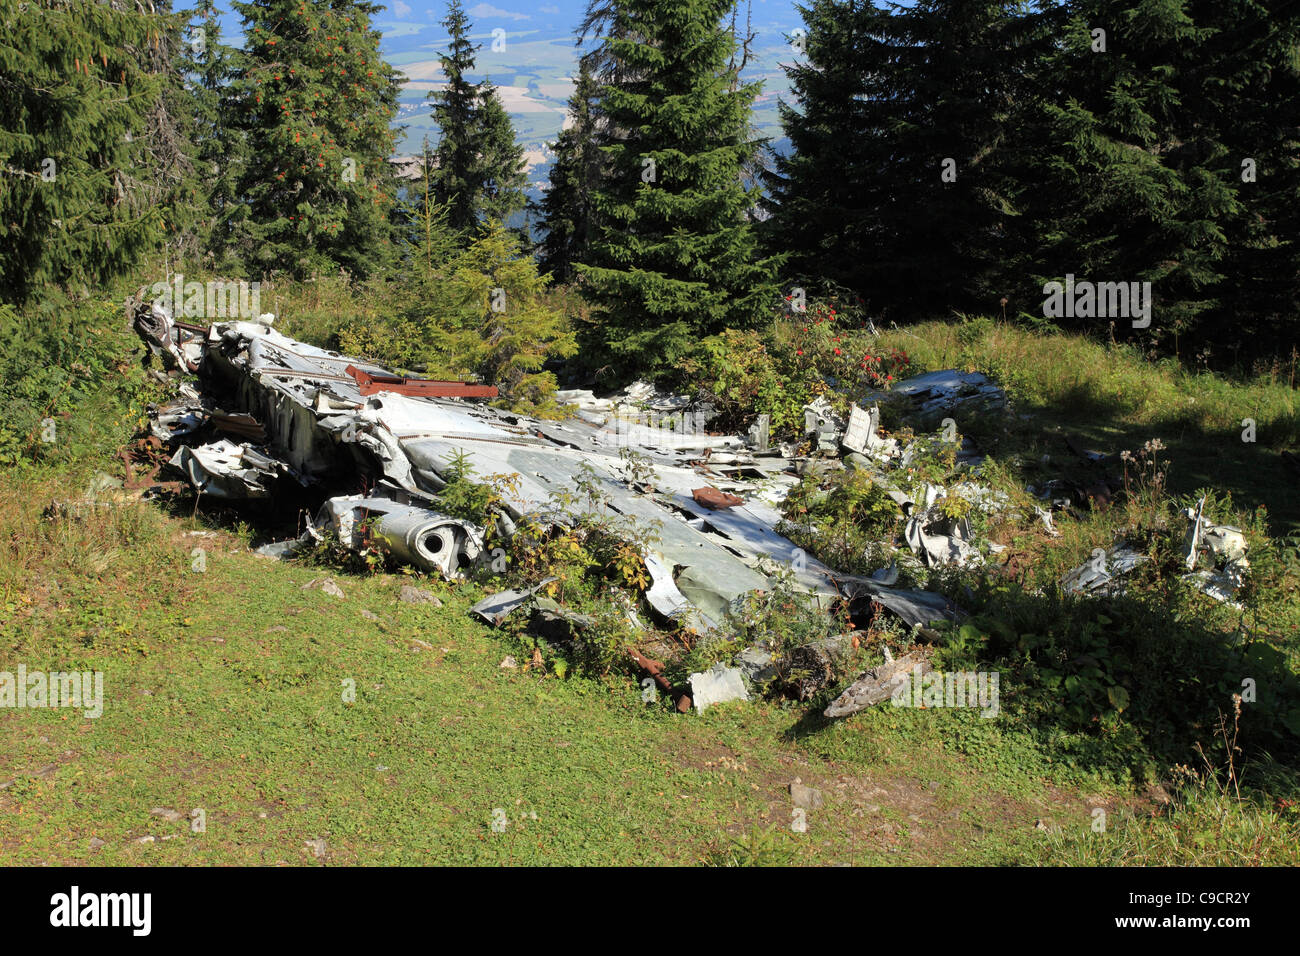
[
  {"xmin": 429, "ymin": 1, "xmax": 527, "ymax": 234},
  {"xmin": 223, "ymin": 0, "xmax": 401, "ymax": 278},
  {"xmin": 763, "ymin": 0, "xmax": 1038, "ymax": 317},
  {"xmin": 179, "ymin": 0, "xmax": 243, "ymax": 265},
  {"xmin": 576, "ymin": 0, "xmax": 778, "ymax": 380},
  {"xmin": 1010, "ymin": 1, "xmax": 1234, "ymax": 341},
  {"xmin": 0, "ymin": 0, "xmax": 190, "ymax": 302},
  {"xmin": 537, "ymin": 57, "xmax": 602, "ymax": 282},
  {"xmin": 430, "ymin": 0, "xmax": 480, "ymax": 233},
  {"xmin": 476, "ymin": 80, "xmax": 528, "ymax": 227}
]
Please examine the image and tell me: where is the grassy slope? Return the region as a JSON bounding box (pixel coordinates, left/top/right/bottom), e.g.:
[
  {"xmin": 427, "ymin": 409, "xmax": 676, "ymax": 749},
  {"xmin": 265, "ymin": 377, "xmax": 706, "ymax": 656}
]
[{"xmin": 2, "ymin": 317, "xmax": 1297, "ymax": 866}]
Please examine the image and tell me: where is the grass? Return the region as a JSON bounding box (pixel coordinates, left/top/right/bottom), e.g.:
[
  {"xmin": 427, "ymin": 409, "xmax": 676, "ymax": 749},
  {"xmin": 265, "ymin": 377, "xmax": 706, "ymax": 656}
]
[
  {"xmin": 1, "ymin": 479, "xmax": 1103, "ymax": 865},
  {"xmin": 877, "ymin": 316, "xmax": 1300, "ymax": 531},
  {"xmin": 1, "ymin": 303, "xmax": 1297, "ymax": 866}
]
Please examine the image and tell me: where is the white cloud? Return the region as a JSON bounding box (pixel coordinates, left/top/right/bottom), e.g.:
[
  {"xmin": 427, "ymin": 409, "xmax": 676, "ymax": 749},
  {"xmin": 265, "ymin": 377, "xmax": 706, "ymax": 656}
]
[
  {"xmin": 539, "ymin": 4, "xmax": 559, "ymax": 12},
  {"xmin": 468, "ymin": 3, "xmax": 530, "ymax": 22},
  {"xmin": 392, "ymin": 1, "xmax": 412, "ymax": 16}
]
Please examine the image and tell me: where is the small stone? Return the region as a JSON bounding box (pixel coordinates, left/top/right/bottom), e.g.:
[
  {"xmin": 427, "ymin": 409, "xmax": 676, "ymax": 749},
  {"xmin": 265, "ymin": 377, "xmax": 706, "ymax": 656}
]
[
  {"xmin": 499, "ymin": 655, "xmax": 518, "ymax": 669},
  {"xmin": 150, "ymin": 807, "xmax": 183, "ymax": 822},
  {"xmin": 790, "ymin": 782, "xmax": 824, "ymax": 811},
  {"xmin": 135, "ymin": 835, "xmax": 155, "ymax": 845},
  {"xmin": 258, "ymin": 812, "xmax": 268, "ymax": 819},
  {"xmin": 410, "ymin": 638, "xmax": 434, "ymax": 652},
  {"xmin": 265, "ymin": 625, "xmax": 288, "ymax": 633},
  {"xmin": 88, "ymin": 837, "xmax": 106, "ymax": 849},
  {"xmin": 399, "ymin": 584, "xmax": 442, "ymax": 606},
  {"xmin": 360, "ymin": 609, "xmax": 379, "ymax": 621},
  {"xmin": 305, "ymin": 837, "xmax": 327, "ymax": 859},
  {"xmin": 320, "ymin": 579, "xmax": 345, "ymax": 599}
]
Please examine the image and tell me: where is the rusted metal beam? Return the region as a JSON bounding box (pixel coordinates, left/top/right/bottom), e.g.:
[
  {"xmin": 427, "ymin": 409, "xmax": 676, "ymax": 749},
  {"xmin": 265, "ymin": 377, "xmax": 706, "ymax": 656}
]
[{"xmin": 344, "ymin": 364, "xmax": 498, "ymax": 399}]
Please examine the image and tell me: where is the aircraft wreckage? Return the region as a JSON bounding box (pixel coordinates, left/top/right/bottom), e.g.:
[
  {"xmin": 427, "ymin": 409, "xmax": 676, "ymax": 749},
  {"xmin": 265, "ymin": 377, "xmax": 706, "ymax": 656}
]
[
  {"xmin": 135, "ymin": 298, "xmax": 1164, "ymax": 712},
  {"xmin": 139, "ymin": 311, "xmax": 983, "ymax": 625}
]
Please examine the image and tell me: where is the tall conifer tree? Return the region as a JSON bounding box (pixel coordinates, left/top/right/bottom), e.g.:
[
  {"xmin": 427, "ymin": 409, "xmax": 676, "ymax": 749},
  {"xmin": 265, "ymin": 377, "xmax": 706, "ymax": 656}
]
[
  {"xmin": 576, "ymin": 0, "xmax": 777, "ymax": 379},
  {"xmin": 223, "ymin": 0, "xmax": 401, "ymax": 277}
]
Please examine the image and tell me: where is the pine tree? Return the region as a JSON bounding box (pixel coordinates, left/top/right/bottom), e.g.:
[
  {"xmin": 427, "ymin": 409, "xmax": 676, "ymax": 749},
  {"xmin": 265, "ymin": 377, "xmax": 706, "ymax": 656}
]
[
  {"xmin": 537, "ymin": 57, "xmax": 602, "ymax": 282},
  {"xmin": 760, "ymin": 0, "xmax": 892, "ymax": 303},
  {"xmin": 0, "ymin": 0, "xmax": 190, "ymax": 302},
  {"xmin": 576, "ymin": 0, "xmax": 778, "ymax": 380},
  {"xmin": 223, "ymin": 0, "xmax": 401, "ymax": 278}
]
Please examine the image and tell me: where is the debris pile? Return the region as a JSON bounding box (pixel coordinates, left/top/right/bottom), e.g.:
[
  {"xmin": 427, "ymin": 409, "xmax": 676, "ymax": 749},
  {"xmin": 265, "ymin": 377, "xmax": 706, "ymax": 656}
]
[{"xmin": 115, "ymin": 300, "xmax": 1255, "ymax": 722}]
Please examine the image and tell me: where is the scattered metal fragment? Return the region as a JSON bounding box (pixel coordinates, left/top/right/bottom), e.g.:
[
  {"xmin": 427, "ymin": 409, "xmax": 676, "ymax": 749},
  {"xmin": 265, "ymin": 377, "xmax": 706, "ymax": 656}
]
[
  {"xmin": 344, "ymin": 364, "xmax": 498, "ymax": 399},
  {"xmin": 1061, "ymin": 545, "xmax": 1149, "ymax": 596},
  {"xmin": 868, "ymin": 369, "xmax": 1006, "ymax": 419},
  {"xmin": 687, "ymin": 663, "xmax": 750, "ymax": 711},
  {"xmin": 168, "ymin": 440, "xmax": 295, "ymax": 499},
  {"xmin": 691, "ymin": 486, "xmax": 743, "ymax": 510},
  {"xmin": 839, "ymin": 575, "xmax": 966, "ymax": 629},
  {"xmin": 903, "ymin": 484, "xmax": 979, "ymax": 567},
  {"xmin": 470, "ymin": 579, "xmax": 558, "ymax": 626},
  {"xmin": 1180, "ymin": 497, "xmax": 1249, "ymax": 605},
  {"xmin": 803, "ymin": 396, "xmax": 843, "ymax": 454}
]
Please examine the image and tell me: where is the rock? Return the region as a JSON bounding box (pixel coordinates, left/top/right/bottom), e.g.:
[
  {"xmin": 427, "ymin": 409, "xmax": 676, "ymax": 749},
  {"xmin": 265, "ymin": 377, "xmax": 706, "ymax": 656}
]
[
  {"xmin": 305, "ymin": 837, "xmax": 327, "ymax": 859},
  {"xmin": 150, "ymin": 807, "xmax": 184, "ymax": 823},
  {"xmin": 88, "ymin": 837, "xmax": 106, "ymax": 849},
  {"xmin": 360, "ymin": 609, "xmax": 379, "ymax": 621},
  {"xmin": 824, "ymin": 655, "xmax": 930, "ymax": 719},
  {"xmin": 302, "ymin": 578, "xmax": 344, "ymax": 598},
  {"xmin": 499, "ymin": 655, "xmax": 518, "ymax": 669},
  {"xmin": 134, "ymin": 835, "xmax": 155, "ymax": 845},
  {"xmin": 790, "ymin": 782, "xmax": 824, "ymax": 811},
  {"xmin": 399, "ymin": 584, "xmax": 442, "ymax": 606},
  {"xmin": 409, "ymin": 638, "xmax": 434, "ymax": 652}
]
